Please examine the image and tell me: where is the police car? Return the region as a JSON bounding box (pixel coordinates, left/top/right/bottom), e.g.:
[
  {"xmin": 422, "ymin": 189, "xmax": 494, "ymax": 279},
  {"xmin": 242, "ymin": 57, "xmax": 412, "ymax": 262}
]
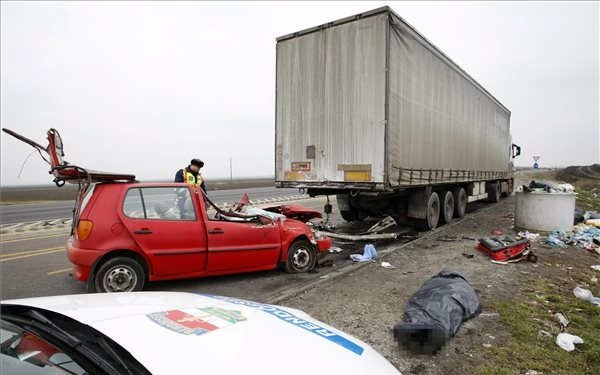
[{"xmin": 1, "ymin": 292, "xmax": 401, "ymax": 374}]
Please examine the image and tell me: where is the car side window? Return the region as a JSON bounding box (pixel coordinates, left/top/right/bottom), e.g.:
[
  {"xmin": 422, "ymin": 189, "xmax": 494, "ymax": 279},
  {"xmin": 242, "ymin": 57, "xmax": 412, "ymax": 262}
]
[{"xmin": 123, "ymin": 187, "xmax": 196, "ymax": 220}]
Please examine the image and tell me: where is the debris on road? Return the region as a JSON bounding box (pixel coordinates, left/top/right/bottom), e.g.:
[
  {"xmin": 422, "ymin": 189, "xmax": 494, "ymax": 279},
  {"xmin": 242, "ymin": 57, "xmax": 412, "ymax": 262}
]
[
  {"xmin": 475, "ymin": 236, "xmax": 535, "ymax": 263},
  {"xmin": 350, "ymin": 244, "xmax": 377, "ymax": 262}
]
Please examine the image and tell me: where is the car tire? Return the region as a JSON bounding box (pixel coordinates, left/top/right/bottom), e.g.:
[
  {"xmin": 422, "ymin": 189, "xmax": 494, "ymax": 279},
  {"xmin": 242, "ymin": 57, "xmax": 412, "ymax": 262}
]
[
  {"xmin": 284, "ymin": 240, "xmax": 316, "ymax": 274},
  {"xmin": 94, "ymin": 257, "xmax": 145, "ymax": 293}
]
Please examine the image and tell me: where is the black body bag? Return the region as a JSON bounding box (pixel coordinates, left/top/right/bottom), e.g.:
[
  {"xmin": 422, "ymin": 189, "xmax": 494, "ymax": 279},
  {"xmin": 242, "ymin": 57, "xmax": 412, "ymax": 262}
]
[{"xmin": 393, "ymin": 268, "xmax": 481, "ymax": 354}]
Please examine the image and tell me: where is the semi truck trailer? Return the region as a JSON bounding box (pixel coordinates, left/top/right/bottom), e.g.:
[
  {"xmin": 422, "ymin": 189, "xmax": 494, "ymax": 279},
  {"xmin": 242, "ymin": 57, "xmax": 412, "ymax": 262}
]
[{"xmin": 275, "ymin": 6, "xmax": 521, "ymax": 230}]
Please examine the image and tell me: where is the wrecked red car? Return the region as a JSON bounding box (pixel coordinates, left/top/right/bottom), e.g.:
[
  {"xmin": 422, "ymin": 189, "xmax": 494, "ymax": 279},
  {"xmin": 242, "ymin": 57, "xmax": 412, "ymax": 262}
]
[
  {"xmin": 3, "ymin": 128, "xmax": 332, "ymax": 292},
  {"xmin": 68, "ymin": 182, "xmax": 332, "ymax": 292}
]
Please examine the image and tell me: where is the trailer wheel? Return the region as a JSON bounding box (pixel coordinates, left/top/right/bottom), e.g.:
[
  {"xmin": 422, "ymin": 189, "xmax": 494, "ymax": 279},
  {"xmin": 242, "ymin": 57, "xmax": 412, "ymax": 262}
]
[
  {"xmin": 453, "ymin": 187, "xmax": 467, "ymax": 218},
  {"xmin": 502, "ymin": 179, "xmax": 514, "ymax": 197},
  {"xmin": 414, "ymin": 192, "xmax": 440, "ymax": 230},
  {"xmin": 487, "ymin": 181, "xmax": 501, "ymax": 203},
  {"xmin": 340, "ymin": 208, "xmax": 361, "ymax": 222},
  {"xmin": 440, "ymin": 191, "xmax": 454, "ymax": 224}
]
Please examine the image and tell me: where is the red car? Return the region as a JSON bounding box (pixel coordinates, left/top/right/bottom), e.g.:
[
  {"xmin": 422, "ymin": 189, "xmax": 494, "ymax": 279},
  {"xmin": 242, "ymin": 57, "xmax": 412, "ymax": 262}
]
[
  {"xmin": 68, "ymin": 182, "xmax": 331, "ymax": 292},
  {"xmin": 3, "ymin": 128, "xmax": 332, "ymax": 292}
]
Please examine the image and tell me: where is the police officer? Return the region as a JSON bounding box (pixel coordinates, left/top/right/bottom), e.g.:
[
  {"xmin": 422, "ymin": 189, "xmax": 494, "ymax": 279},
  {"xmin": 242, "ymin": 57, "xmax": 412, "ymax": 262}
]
[{"xmin": 175, "ymin": 158, "xmax": 206, "ymax": 194}]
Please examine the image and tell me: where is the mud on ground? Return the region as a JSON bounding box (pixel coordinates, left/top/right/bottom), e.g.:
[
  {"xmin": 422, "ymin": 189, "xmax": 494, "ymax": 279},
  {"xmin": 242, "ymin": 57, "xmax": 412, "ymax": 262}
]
[{"xmin": 282, "ymin": 194, "xmax": 599, "ymax": 374}]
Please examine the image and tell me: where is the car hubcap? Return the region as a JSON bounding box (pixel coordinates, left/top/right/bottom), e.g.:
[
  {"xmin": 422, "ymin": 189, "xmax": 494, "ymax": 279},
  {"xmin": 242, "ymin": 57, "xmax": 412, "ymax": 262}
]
[
  {"xmin": 292, "ymin": 248, "xmax": 310, "ymax": 269},
  {"xmin": 104, "ymin": 266, "xmax": 136, "ymax": 292}
]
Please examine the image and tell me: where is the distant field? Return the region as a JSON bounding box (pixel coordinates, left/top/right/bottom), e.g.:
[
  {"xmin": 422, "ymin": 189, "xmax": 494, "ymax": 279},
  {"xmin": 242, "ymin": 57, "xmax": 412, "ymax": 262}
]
[{"xmin": 0, "ymin": 178, "xmax": 275, "ymax": 203}]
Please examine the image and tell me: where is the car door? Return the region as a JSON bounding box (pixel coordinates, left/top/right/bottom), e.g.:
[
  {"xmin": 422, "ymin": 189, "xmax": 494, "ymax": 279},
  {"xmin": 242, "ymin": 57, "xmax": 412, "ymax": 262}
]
[
  {"xmin": 204, "ymin": 215, "xmax": 282, "ymax": 273},
  {"xmin": 121, "ymin": 186, "xmax": 208, "ymax": 278}
]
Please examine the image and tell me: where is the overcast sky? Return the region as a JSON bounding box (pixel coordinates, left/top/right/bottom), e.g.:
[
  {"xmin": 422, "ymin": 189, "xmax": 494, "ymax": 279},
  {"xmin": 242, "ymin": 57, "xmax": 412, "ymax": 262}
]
[{"xmin": 1, "ymin": 1, "xmax": 598, "ymax": 187}]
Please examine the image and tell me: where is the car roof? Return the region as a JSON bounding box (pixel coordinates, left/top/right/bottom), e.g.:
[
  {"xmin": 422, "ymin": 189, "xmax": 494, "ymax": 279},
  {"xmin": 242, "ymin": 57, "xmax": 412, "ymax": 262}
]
[{"xmin": 2, "ymin": 292, "xmax": 400, "ymax": 375}]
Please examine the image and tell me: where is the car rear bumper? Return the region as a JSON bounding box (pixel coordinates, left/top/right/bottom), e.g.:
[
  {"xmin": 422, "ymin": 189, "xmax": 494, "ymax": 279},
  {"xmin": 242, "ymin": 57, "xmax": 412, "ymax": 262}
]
[{"xmin": 66, "ymin": 239, "xmax": 99, "ymax": 282}]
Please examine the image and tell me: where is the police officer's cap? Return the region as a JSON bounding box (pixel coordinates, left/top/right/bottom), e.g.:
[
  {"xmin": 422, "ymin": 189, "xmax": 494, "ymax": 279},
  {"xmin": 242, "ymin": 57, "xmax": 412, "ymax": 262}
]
[{"xmin": 190, "ymin": 158, "xmax": 204, "ymax": 168}]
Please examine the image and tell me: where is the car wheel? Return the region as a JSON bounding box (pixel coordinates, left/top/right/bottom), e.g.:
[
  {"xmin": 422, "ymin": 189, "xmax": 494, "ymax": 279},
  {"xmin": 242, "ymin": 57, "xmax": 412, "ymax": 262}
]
[
  {"xmin": 284, "ymin": 240, "xmax": 316, "ymax": 274},
  {"xmin": 94, "ymin": 257, "xmax": 145, "ymax": 293}
]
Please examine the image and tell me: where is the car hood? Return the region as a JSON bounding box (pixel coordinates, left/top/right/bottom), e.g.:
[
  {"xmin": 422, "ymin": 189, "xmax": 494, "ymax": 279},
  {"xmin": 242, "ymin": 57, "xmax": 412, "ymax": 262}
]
[{"xmin": 3, "ymin": 292, "xmax": 400, "ymax": 375}]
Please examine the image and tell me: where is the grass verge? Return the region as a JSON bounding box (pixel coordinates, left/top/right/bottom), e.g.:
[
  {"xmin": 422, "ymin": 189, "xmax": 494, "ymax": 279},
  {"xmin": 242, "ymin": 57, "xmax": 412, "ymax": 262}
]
[{"xmin": 475, "ymin": 276, "xmax": 600, "ymax": 375}]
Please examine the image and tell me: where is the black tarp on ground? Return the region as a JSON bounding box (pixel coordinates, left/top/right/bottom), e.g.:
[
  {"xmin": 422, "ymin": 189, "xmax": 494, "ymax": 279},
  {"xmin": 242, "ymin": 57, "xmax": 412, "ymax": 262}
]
[{"xmin": 393, "ymin": 268, "xmax": 481, "ymax": 354}]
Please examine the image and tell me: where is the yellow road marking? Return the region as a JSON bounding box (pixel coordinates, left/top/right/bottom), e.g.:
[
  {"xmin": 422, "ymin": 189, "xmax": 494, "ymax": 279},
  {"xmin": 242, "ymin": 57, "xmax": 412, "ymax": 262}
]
[
  {"xmin": 47, "ymin": 268, "xmax": 72, "ymax": 275},
  {"xmin": 0, "ymin": 233, "xmax": 69, "ymax": 244},
  {"xmin": 0, "ymin": 247, "xmax": 64, "ymax": 262}
]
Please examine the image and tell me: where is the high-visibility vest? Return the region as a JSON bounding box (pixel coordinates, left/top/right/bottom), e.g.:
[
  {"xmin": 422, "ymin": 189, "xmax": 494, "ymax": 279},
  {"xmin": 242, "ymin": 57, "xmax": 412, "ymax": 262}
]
[{"xmin": 182, "ymin": 169, "xmax": 203, "ymax": 187}]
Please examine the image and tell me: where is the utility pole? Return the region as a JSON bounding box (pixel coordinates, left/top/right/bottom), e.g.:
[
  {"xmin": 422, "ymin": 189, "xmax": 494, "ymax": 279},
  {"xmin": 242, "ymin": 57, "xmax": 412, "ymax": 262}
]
[{"xmin": 229, "ymin": 157, "xmax": 233, "ymax": 181}]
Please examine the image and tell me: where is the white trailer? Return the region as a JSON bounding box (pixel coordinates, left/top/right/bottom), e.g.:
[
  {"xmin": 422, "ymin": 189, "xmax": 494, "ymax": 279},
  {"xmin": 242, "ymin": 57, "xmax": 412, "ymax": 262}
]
[{"xmin": 275, "ymin": 6, "xmax": 520, "ymax": 229}]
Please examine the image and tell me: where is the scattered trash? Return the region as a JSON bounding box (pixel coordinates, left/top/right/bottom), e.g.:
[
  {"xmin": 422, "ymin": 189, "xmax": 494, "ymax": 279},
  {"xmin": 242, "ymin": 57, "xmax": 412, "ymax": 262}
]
[
  {"xmin": 587, "ymin": 218, "xmax": 600, "ymax": 227},
  {"xmin": 476, "ymin": 236, "xmax": 536, "ymax": 263},
  {"xmin": 554, "ymin": 312, "xmax": 569, "ymax": 327},
  {"xmin": 525, "ymin": 370, "xmax": 540, "ymax": 375},
  {"xmin": 491, "ymin": 230, "xmax": 503, "ymax": 236},
  {"xmin": 482, "ymin": 343, "xmax": 492, "ymax": 348},
  {"xmin": 592, "ymin": 265, "xmax": 600, "ymax": 271},
  {"xmin": 381, "ymin": 262, "xmax": 396, "ymax": 269},
  {"xmin": 545, "ymin": 235, "xmax": 567, "ymax": 248},
  {"xmin": 516, "ymin": 230, "xmax": 540, "ymax": 241},
  {"xmin": 367, "ymin": 216, "xmax": 397, "ymax": 233},
  {"xmin": 462, "ymin": 253, "xmax": 474, "ymax": 258},
  {"xmin": 437, "ymin": 235, "xmax": 457, "ymax": 242},
  {"xmin": 573, "ymin": 286, "xmax": 600, "ymax": 306},
  {"xmin": 393, "ymin": 268, "xmax": 481, "ymax": 354},
  {"xmin": 527, "ymin": 180, "xmax": 575, "ymax": 193},
  {"xmin": 328, "ymin": 247, "xmax": 343, "ymax": 253},
  {"xmin": 538, "ymin": 330, "xmax": 552, "ymax": 338},
  {"xmin": 556, "ymin": 333, "xmax": 584, "ymax": 352},
  {"xmin": 591, "ymin": 276, "xmax": 598, "ymax": 283},
  {"xmin": 350, "ymin": 244, "xmax": 377, "ymax": 262}
]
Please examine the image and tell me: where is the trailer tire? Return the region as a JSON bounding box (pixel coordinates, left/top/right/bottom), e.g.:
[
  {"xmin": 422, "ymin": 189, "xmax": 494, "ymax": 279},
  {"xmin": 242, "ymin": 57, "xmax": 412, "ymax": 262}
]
[
  {"xmin": 502, "ymin": 179, "xmax": 514, "ymax": 197},
  {"xmin": 487, "ymin": 181, "xmax": 501, "ymax": 203},
  {"xmin": 340, "ymin": 208, "xmax": 360, "ymax": 222},
  {"xmin": 440, "ymin": 191, "xmax": 454, "ymax": 224},
  {"xmin": 414, "ymin": 192, "xmax": 440, "ymax": 230},
  {"xmin": 453, "ymin": 187, "xmax": 467, "ymax": 218}
]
